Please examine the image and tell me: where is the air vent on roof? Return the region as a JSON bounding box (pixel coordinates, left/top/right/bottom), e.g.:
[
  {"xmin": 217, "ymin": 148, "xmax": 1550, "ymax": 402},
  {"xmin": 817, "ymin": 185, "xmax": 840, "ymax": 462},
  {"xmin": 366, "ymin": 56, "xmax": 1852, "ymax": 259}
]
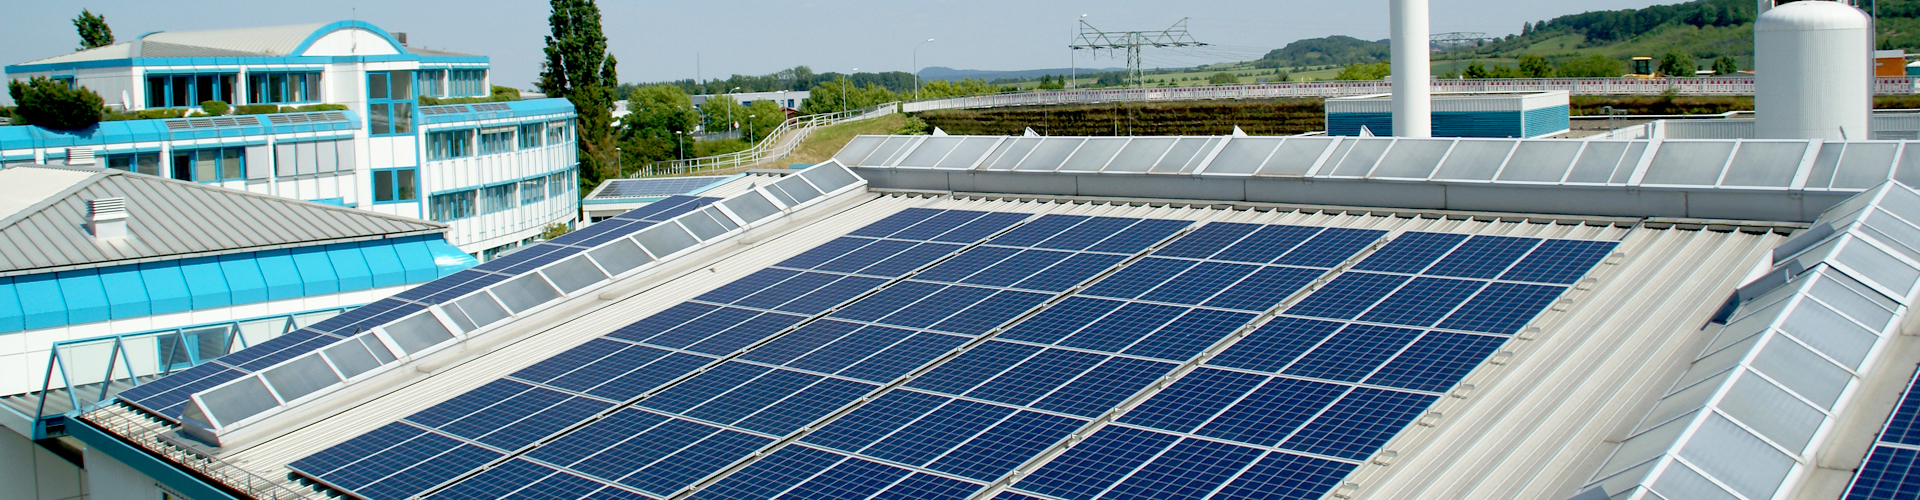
[
  {"xmin": 89, "ymin": 197, "xmax": 128, "ymax": 239},
  {"xmin": 66, "ymin": 148, "xmax": 97, "ymax": 166},
  {"xmin": 266, "ymin": 112, "xmax": 345, "ymax": 125}
]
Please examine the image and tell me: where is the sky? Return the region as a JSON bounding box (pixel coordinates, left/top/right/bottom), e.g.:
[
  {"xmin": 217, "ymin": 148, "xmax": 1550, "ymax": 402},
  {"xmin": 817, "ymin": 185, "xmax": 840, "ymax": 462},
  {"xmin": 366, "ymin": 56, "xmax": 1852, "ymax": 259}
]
[{"xmin": 7, "ymin": 0, "xmax": 1681, "ymax": 88}]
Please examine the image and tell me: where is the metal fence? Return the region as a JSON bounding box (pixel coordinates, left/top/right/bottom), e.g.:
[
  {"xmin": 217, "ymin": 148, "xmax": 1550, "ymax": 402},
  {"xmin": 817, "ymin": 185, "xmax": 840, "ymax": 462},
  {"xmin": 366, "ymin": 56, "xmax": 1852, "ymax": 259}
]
[
  {"xmin": 83, "ymin": 404, "xmax": 321, "ymax": 499},
  {"xmin": 900, "ymin": 77, "xmax": 1920, "ymax": 113},
  {"xmin": 635, "ymin": 103, "xmax": 899, "ymax": 177}
]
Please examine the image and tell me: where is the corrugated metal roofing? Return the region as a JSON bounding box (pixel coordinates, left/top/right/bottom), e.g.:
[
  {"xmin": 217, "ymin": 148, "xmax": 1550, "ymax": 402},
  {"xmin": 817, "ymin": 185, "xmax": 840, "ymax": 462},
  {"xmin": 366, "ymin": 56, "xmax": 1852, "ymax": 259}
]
[
  {"xmin": 0, "ymin": 165, "xmax": 446, "ymax": 276},
  {"xmin": 140, "ymin": 22, "xmax": 330, "ymax": 57}
]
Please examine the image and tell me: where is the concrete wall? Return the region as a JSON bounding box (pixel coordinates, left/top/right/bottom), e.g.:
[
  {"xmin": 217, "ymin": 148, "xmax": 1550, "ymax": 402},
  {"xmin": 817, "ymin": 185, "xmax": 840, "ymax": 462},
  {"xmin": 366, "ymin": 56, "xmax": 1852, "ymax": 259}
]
[{"xmin": 0, "ymin": 431, "xmax": 84, "ymax": 500}]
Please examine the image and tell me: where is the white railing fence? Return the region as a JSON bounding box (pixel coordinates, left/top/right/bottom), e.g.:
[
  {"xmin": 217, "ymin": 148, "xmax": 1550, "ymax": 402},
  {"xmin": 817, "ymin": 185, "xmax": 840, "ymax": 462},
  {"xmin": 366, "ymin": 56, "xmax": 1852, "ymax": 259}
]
[{"xmin": 635, "ymin": 103, "xmax": 898, "ymax": 177}]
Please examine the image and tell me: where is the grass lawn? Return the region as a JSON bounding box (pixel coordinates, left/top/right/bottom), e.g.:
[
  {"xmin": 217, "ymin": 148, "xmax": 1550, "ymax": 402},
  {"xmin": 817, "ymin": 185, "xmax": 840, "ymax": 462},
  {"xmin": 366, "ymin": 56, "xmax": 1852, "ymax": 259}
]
[{"xmin": 786, "ymin": 114, "xmax": 907, "ymax": 166}]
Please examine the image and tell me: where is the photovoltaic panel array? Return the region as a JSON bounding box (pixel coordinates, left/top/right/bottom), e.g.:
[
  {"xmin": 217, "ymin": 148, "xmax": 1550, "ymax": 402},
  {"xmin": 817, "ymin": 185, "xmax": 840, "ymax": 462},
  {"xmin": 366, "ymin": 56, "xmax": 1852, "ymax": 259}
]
[
  {"xmin": 289, "ymin": 208, "xmax": 1049, "ymax": 500},
  {"xmin": 1845, "ymin": 370, "xmax": 1920, "ymax": 499},
  {"xmin": 114, "ymin": 196, "xmax": 719, "ymax": 422},
  {"xmin": 288, "ymin": 212, "xmax": 1616, "ymax": 500},
  {"xmin": 592, "ymin": 177, "xmax": 733, "ymax": 200},
  {"xmin": 1000, "ymin": 232, "xmax": 1615, "ymax": 500}
]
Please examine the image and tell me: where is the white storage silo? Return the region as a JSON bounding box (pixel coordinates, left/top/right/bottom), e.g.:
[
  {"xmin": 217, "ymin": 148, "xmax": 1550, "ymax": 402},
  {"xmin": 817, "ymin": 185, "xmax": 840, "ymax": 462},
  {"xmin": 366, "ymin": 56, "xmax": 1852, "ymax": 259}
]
[{"xmin": 1755, "ymin": 0, "xmax": 1873, "ymax": 140}]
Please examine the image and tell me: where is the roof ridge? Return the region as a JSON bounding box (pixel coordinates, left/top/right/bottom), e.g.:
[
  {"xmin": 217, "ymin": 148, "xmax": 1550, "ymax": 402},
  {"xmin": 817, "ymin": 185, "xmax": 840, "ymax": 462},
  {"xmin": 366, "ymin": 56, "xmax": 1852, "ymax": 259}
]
[
  {"xmin": 103, "ymin": 168, "xmax": 449, "ymax": 231},
  {"xmin": 0, "ymin": 168, "xmax": 109, "ymax": 235}
]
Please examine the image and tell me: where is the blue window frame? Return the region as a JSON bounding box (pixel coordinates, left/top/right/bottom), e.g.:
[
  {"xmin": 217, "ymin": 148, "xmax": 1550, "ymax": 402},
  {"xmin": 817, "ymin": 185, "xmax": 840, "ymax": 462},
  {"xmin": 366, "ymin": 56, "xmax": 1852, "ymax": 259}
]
[
  {"xmin": 430, "ymin": 190, "xmax": 476, "ymax": 222},
  {"xmin": 548, "ymin": 170, "xmax": 573, "ymax": 198},
  {"xmin": 248, "ymin": 71, "xmax": 321, "ymax": 104},
  {"xmin": 427, "ymin": 130, "xmax": 473, "ymax": 160},
  {"xmin": 146, "ymin": 73, "xmax": 237, "ymax": 108},
  {"xmin": 449, "ymin": 69, "xmax": 487, "ymax": 97},
  {"xmin": 373, "ymin": 168, "xmax": 419, "ymax": 204},
  {"xmin": 520, "ymin": 177, "xmax": 548, "ymax": 205},
  {"xmin": 478, "ymin": 184, "xmax": 516, "ymax": 214},
  {"xmin": 169, "ymin": 147, "xmax": 246, "ymax": 182},
  {"xmin": 367, "ymin": 70, "xmax": 415, "ymax": 136},
  {"xmin": 479, "ymin": 129, "xmax": 515, "ymax": 155},
  {"xmin": 417, "ymin": 69, "xmax": 447, "ymax": 98},
  {"xmin": 107, "ymin": 152, "xmax": 162, "ymax": 176},
  {"xmin": 518, "ymin": 123, "xmax": 546, "ymax": 149}
]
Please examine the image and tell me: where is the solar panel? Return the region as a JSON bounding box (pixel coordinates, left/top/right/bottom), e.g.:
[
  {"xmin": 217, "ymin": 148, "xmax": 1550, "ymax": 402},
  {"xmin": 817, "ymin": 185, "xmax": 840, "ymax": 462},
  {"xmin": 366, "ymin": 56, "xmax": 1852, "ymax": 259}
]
[
  {"xmin": 992, "ymin": 232, "xmax": 1613, "ymax": 500},
  {"xmin": 592, "ymin": 177, "xmax": 732, "ymax": 199},
  {"xmin": 290, "ymin": 220, "xmax": 1614, "ymax": 500}
]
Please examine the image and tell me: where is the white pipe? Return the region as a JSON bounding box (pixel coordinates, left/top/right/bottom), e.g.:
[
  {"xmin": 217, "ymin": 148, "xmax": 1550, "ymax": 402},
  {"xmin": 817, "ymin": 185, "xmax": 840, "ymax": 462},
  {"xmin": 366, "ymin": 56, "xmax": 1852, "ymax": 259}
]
[{"xmin": 1391, "ymin": 0, "xmax": 1432, "ymax": 138}]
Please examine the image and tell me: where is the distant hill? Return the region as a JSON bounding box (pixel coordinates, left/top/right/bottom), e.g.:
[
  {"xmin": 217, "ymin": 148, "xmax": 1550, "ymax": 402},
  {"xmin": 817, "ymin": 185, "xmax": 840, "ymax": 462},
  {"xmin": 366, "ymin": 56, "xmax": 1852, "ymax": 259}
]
[
  {"xmin": 1254, "ymin": 36, "xmax": 1390, "ymax": 69},
  {"xmin": 918, "ymin": 66, "xmax": 1124, "ymax": 82}
]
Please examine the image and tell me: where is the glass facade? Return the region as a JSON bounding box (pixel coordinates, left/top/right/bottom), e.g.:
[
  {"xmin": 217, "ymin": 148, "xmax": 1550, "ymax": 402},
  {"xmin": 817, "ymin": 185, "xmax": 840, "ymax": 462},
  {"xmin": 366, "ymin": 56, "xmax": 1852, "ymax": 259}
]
[
  {"xmin": 367, "ymin": 70, "xmax": 415, "ymax": 136},
  {"xmin": 146, "ymin": 73, "xmax": 238, "ymax": 108}
]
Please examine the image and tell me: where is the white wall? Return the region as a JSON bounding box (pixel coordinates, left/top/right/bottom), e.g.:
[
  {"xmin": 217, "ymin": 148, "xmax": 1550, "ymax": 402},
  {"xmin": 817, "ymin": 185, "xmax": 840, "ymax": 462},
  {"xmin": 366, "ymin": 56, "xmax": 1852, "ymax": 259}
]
[
  {"xmin": 83, "ymin": 444, "xmax": 165, "ymax": 500},
  {"xmin": 0, "ymin": 431, "xmax": 85, "ymax": 500}
]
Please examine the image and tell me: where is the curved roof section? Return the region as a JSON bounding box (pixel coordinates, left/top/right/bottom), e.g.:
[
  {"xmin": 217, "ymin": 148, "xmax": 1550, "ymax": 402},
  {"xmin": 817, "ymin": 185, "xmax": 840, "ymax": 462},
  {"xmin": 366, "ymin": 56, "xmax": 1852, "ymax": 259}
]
[{"xmin": 0, "ymin": 164, "xmax": 447, "ymax": 276}]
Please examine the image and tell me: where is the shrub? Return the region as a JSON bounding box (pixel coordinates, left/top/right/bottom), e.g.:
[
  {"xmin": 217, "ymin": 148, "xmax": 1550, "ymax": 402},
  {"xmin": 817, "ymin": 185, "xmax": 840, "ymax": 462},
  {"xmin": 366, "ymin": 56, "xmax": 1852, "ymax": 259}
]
[
  {"xmin": 235, "ymin": 104, "xmax": 281, "ymax": 115},
  {"xmin": 8, "ymin": 76, "xmax": 104, "ymax": 130},
  {"xmin": 285, "ymin": 103, "xmax": 349, "ymax": 112},
  {"xmin": 199, "ymin": 100, "xmax": 230, "ymax": 116}
]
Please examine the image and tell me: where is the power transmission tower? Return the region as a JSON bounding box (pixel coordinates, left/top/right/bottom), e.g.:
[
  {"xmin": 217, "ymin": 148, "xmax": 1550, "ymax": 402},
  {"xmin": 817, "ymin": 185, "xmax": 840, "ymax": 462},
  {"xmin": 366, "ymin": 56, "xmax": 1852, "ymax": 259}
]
[
  {"xmin": 1430, "ymin": 32, "xmax": 1492, "ymax": 51},
  {"xmin": 1070, "ymin": 18, "xmax": 1208, "ymax": 90}
]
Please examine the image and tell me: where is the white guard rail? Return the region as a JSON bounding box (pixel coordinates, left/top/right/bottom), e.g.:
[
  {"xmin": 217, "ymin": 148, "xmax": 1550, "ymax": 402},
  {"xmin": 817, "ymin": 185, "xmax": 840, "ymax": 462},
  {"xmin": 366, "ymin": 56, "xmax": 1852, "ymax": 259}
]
[{"xmin": 639, "ymin": 103, "xmax": 898, "ymax": 177}]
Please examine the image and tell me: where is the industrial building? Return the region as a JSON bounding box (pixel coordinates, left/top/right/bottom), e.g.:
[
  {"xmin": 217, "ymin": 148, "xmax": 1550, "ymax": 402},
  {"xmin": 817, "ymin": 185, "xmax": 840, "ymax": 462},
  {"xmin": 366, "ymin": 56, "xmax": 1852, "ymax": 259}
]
[
  {"xmin": 31, "ymin": 1, "xmax": 1920, "ymax": 500},
  {"xmin": 0, "ymin": 21, "xmax": 581, "ymax": 260}
]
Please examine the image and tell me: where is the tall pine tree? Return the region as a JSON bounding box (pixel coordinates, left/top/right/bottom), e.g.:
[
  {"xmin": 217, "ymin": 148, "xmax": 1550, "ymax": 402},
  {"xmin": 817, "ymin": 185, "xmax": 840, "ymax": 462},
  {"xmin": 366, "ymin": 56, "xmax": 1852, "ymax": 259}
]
[
  {"xmin": 73, "ymin": 9, "xmax": 114, "ymax": 51},
  {"xmin": 539, "ymin": 0, "xmax": 620, "ymax": 189}
]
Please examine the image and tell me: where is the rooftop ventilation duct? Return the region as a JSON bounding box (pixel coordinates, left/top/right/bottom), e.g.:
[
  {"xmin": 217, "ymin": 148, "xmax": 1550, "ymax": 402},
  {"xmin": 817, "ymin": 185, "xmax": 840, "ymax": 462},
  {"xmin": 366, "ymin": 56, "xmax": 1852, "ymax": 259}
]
[
  {"xmin": 89, "ymin": 197, "xmax": 128, "ymax": 239},
  {"xmin": 65, "ymin": 148, "xmax": 96, "ymax": 166}
]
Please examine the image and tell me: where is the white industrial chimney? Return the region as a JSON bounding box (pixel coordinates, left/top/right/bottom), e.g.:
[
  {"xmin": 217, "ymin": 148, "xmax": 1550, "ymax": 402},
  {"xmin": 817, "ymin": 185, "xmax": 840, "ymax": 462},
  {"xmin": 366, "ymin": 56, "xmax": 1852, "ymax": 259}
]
[
  {"xmin": 1390, "ymin": 0, "xmax": 1431, "ymax": 138},
  {"xmin": 1754, "ymin": 1, "xmax": 1873, "ymax": 140}
]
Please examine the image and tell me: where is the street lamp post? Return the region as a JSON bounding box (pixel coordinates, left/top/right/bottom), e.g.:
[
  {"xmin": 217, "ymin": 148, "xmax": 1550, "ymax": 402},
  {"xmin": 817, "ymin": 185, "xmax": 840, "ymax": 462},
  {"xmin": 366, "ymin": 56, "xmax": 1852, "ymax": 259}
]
[
  {"xmin": 748, "ymin": 114, "xmax": 756, "ymax": 143},
  {"xmin": 843, "ymin": 68, "xmax": 857, "ymax": 115},
  {"xmin": 914, "ymin": 38, "xmax": 935, "ymax": 100},
  {"xmin": 675, "ymin": 131, "xmax": 685, "ymax": 162}
]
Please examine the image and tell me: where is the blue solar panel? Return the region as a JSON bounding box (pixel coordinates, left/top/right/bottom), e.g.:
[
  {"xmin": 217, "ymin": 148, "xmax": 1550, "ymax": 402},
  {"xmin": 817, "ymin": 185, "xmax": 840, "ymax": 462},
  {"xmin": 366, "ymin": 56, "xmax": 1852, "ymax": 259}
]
[
  {"xmin": 1274, "ymin": 228, "xmax": 1387, "ymax": 268},
  {"xmin": 1018, "ymin": 426, "xmax": 1181, "ymax": 500},
  {"xmin": 991, "ymin": 215, "xmax": 1089, "ymax": 248},
  {"xmin": 1136, "ymin": 262, "xmax": 1259, "ymax": 305},
  {"xmin": 891, "ymin": 211, "xmax": 993, "ymax": 241},
  {"xmin": 1210, "ymin": 225, "xmax": 1321, "ymax": 264},
  {"xmin": 1423, "ymin": 235, "xmax": 1540, "ymax": 280},
  {"xmin": 289, "ymin": 210, "xmax": 1619, "ymax": 500},
  {"xmin": 1364, "ymin": 332, "xmax": 1507, "ymax": 393},
  {"xmin": 685, "ymin": 445, "xmax": 842, "ymax": 500},
  {"xmin": 1210, "ymin": 452, "xmax": 1357, "ymax": 500},
  {"xmin": 1082, "ymin": 258, "xmax": 1197, "ymax": 300},
  {"xmin": 785, "ymin": 325, "xmax": 918, "ymax": 376},
  {"xmin": 1501, "ymin": 239, "xmax": 1618, "ymax": 284},
  {"xmin": 846, "ymin": 209, "xmax": 942, "ymax": 239},
  {"xmin": 1120, "ymin": 368, "xmax": 1267, "ymax": 434},
  {"xmin": 1357, "ymin": 277, "xmax": 1487, "ymax": 328},
  {"xmin": 1279, "ymin": 388, "xmax": 1436, "ymax": 461},
  {"xmin": 1284, "ymin": 272, "xmax": 1411, "ymax": 321},
  {"xmin": 1100, "ymin": 438, "xmax": 1264, "ymax": 500},
  {"xmin": 1281, "ymin": 324, "xmax": 1424, "ymax": 383},
  {"xmin": 1353, "ymin": 232, "xmax": 1469, "ymax": 274},
  {"xmin": 595, "ymin": 177, "xmax": 730, "ymax": 199},
  {"xmin": 1435, "ymin": 282, "xmax": 1567, "ymax": 335},
  {"xmin": 1848, "ymin": 446, "xmax": 1920, "ymax": 500},
  {"xmin": 1034, "ymin": 217, "xmax": 1141, "ymax": 252},
  {"xmin": 1086, "ymin": 219, "xmax": 1193, "ymax": 254},
  {"xmin": 929, "ymin": 411, "xmax": 1084, "ymax": 481},
  {"xmin": 1153, "ymin": 223, "xmax": 1261, "ymax": 260}
]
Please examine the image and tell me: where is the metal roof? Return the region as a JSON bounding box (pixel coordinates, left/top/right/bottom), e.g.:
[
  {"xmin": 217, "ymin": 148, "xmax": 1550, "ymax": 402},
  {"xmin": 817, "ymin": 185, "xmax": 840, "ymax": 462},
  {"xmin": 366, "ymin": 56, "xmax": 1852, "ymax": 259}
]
[
  {"xmin": 139, "ymin": 22, "xmax": 331, "ymax": 57},
  {"xmin": 0, "ymin": 164, "xmax": 446, "ymax": 277}
]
